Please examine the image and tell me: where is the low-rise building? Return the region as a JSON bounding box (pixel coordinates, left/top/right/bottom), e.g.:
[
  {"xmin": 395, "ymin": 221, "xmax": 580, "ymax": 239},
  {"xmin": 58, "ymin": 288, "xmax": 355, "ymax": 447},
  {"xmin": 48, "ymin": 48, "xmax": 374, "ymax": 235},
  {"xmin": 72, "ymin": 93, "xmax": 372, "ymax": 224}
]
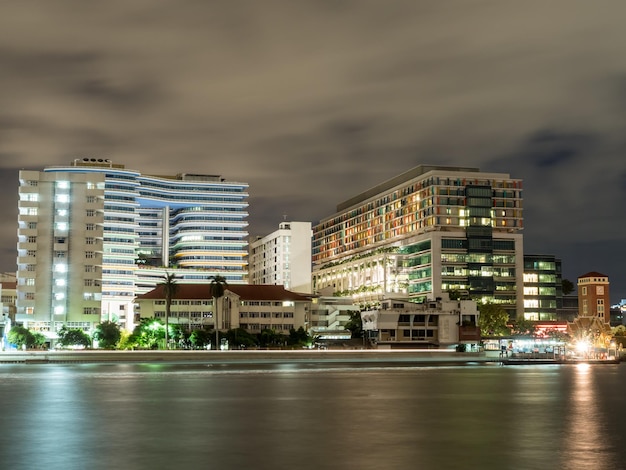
[
  {"xmin": 361, "ymin": 293, "xmax": 481, "ymax": 349},
  {"xmin": 135, "ymin": 284, "xmax": 311, "ymax": 335}
]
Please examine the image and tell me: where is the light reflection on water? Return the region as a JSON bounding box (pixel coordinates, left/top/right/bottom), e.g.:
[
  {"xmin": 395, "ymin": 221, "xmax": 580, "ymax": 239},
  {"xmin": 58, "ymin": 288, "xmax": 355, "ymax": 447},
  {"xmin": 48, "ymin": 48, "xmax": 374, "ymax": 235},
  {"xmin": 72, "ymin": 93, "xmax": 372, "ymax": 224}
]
[{"xmin": 1, "ymin": 362, "xmax": 624, "ymax": 470}]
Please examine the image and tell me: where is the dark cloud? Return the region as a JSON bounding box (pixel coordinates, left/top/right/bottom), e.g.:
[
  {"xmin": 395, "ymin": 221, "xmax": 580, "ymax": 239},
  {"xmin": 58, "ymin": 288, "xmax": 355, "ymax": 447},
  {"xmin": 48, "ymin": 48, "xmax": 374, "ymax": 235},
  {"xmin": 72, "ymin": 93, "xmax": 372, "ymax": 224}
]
[{"xmin": 0, "ymin": 0, "xmax": 626, "ymax": 301}]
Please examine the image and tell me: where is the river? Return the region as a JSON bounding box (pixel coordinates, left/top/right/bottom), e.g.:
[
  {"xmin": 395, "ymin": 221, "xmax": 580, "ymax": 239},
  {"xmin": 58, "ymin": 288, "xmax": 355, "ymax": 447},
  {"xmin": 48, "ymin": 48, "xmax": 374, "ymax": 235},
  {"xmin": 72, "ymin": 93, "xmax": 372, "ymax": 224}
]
[{"xmin": 1, "ymin": 361, "xmax": 624, "ymax": 470}]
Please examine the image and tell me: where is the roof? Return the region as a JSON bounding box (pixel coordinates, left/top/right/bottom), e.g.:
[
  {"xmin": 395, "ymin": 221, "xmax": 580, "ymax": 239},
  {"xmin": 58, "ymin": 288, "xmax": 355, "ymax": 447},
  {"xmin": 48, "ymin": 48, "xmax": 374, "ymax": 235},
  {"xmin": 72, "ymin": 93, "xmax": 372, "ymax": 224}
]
[
  {"xmin": 136, "ymin": 283, "xmax": 312, "ymax": 302},
  {"xmin": 578, "ymin": 271, "xmax": 608, "ymax": 279}
]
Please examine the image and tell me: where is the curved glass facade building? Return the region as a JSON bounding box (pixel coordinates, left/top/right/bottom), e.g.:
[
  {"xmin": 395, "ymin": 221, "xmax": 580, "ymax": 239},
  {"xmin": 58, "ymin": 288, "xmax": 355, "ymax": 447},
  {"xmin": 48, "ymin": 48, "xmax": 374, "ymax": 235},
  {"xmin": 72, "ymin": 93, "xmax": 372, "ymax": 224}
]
[{"xmin": 16, "ymin": 158, "xmax": 248, "ymax": 332}]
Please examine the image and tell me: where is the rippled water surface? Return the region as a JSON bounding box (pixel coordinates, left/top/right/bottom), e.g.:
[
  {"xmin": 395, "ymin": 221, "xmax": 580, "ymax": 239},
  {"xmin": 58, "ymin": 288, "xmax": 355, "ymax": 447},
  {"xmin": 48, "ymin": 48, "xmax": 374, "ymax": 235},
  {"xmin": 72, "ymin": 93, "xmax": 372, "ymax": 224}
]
[{"xmin": 1, "ymin": 361, "xmax": 625, "ymax": 470}]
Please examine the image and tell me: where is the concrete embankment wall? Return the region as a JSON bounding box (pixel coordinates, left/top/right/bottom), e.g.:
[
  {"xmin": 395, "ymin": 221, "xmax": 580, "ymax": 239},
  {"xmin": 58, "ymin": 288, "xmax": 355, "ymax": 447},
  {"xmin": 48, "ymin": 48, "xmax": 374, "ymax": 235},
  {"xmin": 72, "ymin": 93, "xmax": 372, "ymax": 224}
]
[{"xmin": 0, "ymin": 349, "xmax": 492, "ymax": 364}]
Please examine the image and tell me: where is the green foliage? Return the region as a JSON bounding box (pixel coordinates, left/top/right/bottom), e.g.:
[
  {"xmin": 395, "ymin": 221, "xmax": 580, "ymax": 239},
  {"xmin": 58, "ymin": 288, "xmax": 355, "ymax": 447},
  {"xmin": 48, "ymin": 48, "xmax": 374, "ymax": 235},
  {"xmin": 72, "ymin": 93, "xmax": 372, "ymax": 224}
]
[
  {"xmin": 225, "ymin": 328, "xmax": 258, "ymax": 349},
  {"xmin": 288, "ymin": 327, "xmax": 310, "ymax": 347},
  {"xmin": 132, "ymin": 318, "xmax": 165, "ymax": 349},
  {"xmin": 159, "ymin": 272, "xmax": 179, "ymax": 349},
  {"xmin": 57, "ymin": 326, "xmax": 92, "ymax": 348},
  {"xmin": 209, "ymin": 275, "xmax": 228, "ymax": 299},
  {"xmin": 343, "ymin": 311, "xmax": 363, "ymax": 339},
  {"xmin": 511, "ymin": 318, "xmax": 536, "ymax": 336},
  {"xmin": 7, "ymin": 325, "xmax": 46, "ymax": 349},
  {"xmin": 93, "ymin": 321, "xmax": 122, "ymax": 349},
  {"xmin": 258, "ymin": 329, "xmax": 287, "ymax": 348},
  {"xmin": 189, "ymin": 328, "xmax": 213, "ymax": 349},
  {"xmin": 478, "ymin": 303, "xmax": 511, "ymax": 336}
]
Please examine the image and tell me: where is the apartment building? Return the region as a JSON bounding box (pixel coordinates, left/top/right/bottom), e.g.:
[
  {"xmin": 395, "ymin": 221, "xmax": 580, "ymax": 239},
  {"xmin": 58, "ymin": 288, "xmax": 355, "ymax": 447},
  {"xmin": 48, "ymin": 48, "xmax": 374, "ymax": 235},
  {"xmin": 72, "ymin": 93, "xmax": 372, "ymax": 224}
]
[
  {"xmin": 16, "ymin": 158, "xmax": 248, "ymax": 333},
  {"xmin": 312, "ymin": 165, "xmax": 524, "ymax": 318},
  {"xmin": 523, "ymin": 254, "xmax": 562, "ymax": 321},
  {"xmin": 249, "ymin": 221, "xmax": 312, "ymax": 294}
]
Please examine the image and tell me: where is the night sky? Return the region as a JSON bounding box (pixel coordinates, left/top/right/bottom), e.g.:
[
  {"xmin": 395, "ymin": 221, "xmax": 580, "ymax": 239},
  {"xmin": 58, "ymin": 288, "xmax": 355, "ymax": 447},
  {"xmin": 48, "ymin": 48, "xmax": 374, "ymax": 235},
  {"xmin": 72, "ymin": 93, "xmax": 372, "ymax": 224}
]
[{"xmin": 1, "ymin": 1, "xmax": 625, "ymax": 302}]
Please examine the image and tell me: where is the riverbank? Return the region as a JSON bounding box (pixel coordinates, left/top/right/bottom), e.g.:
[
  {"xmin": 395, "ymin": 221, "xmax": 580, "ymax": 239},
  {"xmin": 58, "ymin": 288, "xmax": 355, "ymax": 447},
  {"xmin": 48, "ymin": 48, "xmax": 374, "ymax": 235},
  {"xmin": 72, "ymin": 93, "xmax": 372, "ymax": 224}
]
[
  {"xmin": 0, "ymin": 349, "xmax": 495, "ymax": 365},
  {"xmin": 1, "ymin": 349, "xmax": 622, "ymax": 365}
]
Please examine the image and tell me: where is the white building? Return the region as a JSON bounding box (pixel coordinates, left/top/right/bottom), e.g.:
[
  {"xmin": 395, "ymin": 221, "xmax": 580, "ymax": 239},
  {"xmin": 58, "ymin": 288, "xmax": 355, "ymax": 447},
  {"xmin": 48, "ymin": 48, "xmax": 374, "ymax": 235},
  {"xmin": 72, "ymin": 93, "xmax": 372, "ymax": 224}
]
[
  {"xmin": 135, "ymin": 284, "xmax": 311, "ymax": 334},
  {"xmin": 16, "ymin": 158, "xmax": 249, "ymax": 333},
  {"xmin": 361, "ymin": 293, "xmax": 481, "ymax": 349},
  {"xmin": 249, "ymin": 221, "xmax": 312, "ymax": 294}
]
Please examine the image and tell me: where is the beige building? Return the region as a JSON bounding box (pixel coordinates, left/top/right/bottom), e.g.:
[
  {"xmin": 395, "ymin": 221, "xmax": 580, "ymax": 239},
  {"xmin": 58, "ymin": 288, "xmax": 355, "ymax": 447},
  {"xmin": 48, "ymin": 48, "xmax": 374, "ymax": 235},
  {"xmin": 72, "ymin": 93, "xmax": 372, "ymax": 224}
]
[
  {"xmin": 361, "ymin": 294, "xmax": 481, "ymax": 349},
  {"xmin": 249, "ymin": 221, "xmax": 312, "ymax": 294},
  {"xmin": 135, "ymin": 284, "xmax": 311, "ymax": 334}
]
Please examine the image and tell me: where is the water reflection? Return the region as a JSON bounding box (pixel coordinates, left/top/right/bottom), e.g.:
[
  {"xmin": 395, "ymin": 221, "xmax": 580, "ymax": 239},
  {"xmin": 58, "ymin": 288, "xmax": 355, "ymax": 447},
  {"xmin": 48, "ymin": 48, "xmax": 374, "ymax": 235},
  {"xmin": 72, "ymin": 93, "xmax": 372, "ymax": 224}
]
[
  {"xmin": 1, "ymin": 363, "xmax": 625, "ymax": 470},
  {"xmin": 561, "ymin": 364, "xmax": 618, "ymax": 470}
]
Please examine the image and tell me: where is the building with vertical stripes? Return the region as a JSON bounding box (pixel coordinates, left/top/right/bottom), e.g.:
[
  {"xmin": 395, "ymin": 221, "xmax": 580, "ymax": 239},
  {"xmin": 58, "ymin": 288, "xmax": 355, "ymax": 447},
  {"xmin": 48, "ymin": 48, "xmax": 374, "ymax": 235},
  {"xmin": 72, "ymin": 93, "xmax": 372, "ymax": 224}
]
[{"xmin": 16, "ymin": 158, "xmax": 248, "ymax": 334}]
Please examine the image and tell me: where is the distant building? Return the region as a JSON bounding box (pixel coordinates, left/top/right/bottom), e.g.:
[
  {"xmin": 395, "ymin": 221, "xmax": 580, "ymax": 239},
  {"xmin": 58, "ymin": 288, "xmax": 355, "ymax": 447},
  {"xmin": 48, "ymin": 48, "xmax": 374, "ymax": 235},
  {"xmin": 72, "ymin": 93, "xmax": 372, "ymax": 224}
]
[
  {"xmin": 360, "ymin": 293, "xmax": 481, "ymax": 349},
  {"xmin": 249, "ymin": 221, "xmax": 312, "ymax": 294},
  {"xmin": 522, "ymin": 255, "xmax": 562, "ymax": 321},
  {"xmin": 577, "ymin": 271, "xmax": 610, "ymax": 323},
  {"xmin": 135, "ymin": 284, "xmax": 311, "ymax": 334},
  {"xmin": 17, "ymin": 158, "xmax": 249, "ymax": 334},
  {"xmin": 312, "ymin": 165, "xmax": 524, "ymax": 318}
]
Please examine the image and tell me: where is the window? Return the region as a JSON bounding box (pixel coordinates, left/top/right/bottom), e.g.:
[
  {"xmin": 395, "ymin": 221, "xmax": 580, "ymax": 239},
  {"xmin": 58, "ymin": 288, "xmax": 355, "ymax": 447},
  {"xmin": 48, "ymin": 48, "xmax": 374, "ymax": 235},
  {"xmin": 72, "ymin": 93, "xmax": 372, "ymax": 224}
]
[
  {"xmin": 85, "ymin": 265, "xmax": 94, "ymax": 272},
  {"xmin": 582, "ymin": 286, "xmax": 587, "ymax": 295},
  {"xmin": 86, "ymin": 237, "xmax": 95, "ymax": 245},
  {"xmin": 28, "ymin": 222, "xmax": 37, "ymax": 229},
  {"xmin": 85, "ymin": 279, "xmax": 94, "ymax": 287},
  {"xmin": 27, "ymin": 236, "xmax": 37, "ymax": 243},
  {"xmin": 27, "ymin": 250, "xmax": 36, "ymax": 257},
  {"xmin": 86, "ymin": 251, "xmax": 95, "ymax": 259},
  {"xmin": 87, "ymin": 196, "xmax": 96, "ymax": 203},
  {"xmin": 86, "ymin": 223, "xmax": 96, "ymax": 231}
]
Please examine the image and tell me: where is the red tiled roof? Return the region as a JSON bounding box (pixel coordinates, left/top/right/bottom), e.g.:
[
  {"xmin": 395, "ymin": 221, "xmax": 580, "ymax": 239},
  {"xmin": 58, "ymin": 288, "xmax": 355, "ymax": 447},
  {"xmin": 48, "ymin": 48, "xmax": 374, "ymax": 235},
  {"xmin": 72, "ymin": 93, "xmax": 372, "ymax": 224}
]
[
  {"xmin": 578, "ymin": 271, "xmax": 608, "ymax": 279},
  {"xmin": 136, "ymin": 283, "xmax": 312, "ymax": 302},
  {"xmin": 0, "ymin": 282, "xmax": 17, "ymax": 289}
]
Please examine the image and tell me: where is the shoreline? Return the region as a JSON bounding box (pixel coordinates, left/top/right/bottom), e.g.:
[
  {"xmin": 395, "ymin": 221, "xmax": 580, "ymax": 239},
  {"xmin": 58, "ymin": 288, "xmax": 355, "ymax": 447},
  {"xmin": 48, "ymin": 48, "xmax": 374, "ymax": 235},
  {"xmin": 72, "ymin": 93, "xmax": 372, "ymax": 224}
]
[
  {"xmin": 0, "ymin": 349, "xmax": 494, "ymax": 365},
  {"xmin": 0, "ymin": 349, "xmax": 622, "ymax": 365}
]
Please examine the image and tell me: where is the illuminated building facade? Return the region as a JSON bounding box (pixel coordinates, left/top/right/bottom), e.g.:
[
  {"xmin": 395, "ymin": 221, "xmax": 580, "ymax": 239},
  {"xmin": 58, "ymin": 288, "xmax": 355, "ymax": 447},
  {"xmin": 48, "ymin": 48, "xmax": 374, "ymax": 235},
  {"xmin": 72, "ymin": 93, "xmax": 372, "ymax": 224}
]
[
  {"xmin": 312, "ymin": 165, "xmax": 524, "ymax": 318},
  {"xmin": 249, "ymin": 221, "xmax": 312, "ymax": 294},
  {"xmin": 16, "ymin": 158, "xmax": 248, "ymax": 333},
  {"xmin": 522, "ymin": 254, "xmax": 562, "ymax": 321},
  {"xmin": 135, "ymin": 283, "xmax": 310, "ymax": 334},
  {"xmin": 577, "ymin": 271, "xmax": 610, "ymax": 323}
]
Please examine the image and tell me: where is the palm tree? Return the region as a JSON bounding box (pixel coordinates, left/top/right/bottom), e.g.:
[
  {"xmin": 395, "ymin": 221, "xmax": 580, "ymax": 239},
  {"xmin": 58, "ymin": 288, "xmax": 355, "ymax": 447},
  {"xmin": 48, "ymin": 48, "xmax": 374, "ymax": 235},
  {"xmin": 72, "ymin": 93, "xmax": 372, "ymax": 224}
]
[
  {"xmin": 159, "ymin": 272, "xmax": 178, "ymax": 349},
  {"xmin": 209, "ymin": 275, "xmax": 228, "ymax": 350}
]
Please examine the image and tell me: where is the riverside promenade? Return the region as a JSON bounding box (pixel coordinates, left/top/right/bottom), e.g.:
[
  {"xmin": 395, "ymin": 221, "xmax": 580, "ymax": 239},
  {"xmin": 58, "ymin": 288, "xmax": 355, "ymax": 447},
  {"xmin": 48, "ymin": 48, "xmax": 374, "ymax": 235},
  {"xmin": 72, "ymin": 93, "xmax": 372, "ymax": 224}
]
[{"xmin": 0, "ymin": 349, "xmax": 497, "ymax": 365}]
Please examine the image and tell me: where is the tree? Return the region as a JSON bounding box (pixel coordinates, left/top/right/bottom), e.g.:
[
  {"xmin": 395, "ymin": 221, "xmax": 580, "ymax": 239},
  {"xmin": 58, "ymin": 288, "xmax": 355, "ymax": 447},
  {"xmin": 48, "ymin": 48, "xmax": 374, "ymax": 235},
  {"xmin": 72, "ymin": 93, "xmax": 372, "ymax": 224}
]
[
  {"xmin": 189, "ymin": 328, "xmax": 213, "ymax": 349},
  {"xmin": 562, "ymin": 279, "xmax": 575, "ymax": 296},
  {"xmin": 478, "ymin": 303, "xmax": 510, "ymax": 336},
  {"xmin": 209, "ymin": 275, "xmax": 228, "ymax": 350},
  {"xmin": 344, "ymin": 311, "xmax": 363, "ymax": 339},
  {"xmin": 511, "ymin": 317, "xmax": 536, "ymax": 336},
  {"xmin": 226, "ymin": 327, "xmax": 258, "ymax": 349},
  {"xmin": 288, "ymin": 327, "xmax": 310, "ymax": 347},
  {"xmin": 93, "ymin": 321, "xmax": 122, "ymax": 349},
  {"xmin": 132, "ymin": 318, "xmax": 165, "ymax": 349},
  {"xmin": 159, "ymin": 272, "xmax": 178, "ymax": 349},
  {"xmin": 7, "ymin": 325, "xmax": 45, "ymax": 349},
  {"xmin": 57, "ymin": 326, "xmax": 92, "ymax": 349}
]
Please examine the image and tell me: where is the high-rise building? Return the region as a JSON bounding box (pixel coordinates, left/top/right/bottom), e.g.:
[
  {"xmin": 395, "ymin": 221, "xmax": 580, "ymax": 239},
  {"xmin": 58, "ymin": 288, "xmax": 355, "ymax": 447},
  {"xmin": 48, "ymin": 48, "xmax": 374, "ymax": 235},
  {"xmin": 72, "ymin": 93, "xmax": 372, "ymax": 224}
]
[
  {"xmin": 249, "ymin": 221, "xmax": 312, "ymax": 294},
  {"xmin": 522, "ymin": 255, "xmax": 562, "ymax": 321},
  {"xmin": 16, "ymin": 158, "xmax": 248, "ymax": 333},
  {"xmin": 577, "ymin": 271, "xmax": 610, "ymax": 323},
  {"xmin": 312, "ymin": 165, "xmax": 524, "ymax": 318}
]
